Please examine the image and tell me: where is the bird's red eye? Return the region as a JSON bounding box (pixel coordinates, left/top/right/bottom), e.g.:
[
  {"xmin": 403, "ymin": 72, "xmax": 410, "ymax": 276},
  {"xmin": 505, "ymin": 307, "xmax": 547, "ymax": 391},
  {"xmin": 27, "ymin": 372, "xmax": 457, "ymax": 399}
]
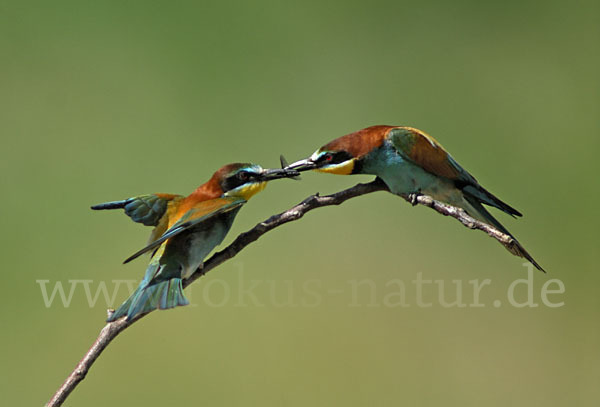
[{"xmin": 325, "ymin": 154, "xmax": 333, "ymax": 161}]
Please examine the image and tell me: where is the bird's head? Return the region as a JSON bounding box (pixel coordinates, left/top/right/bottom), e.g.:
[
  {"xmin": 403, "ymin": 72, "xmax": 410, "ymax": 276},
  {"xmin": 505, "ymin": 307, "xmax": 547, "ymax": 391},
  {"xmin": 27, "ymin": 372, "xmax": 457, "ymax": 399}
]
[
  {"xmin": 285, "ymin": 125, "xmax": 392, "ymax": 175},
  {"xmin": 213, "ymin": 163, "xmax": 299, "ymax": 200}
]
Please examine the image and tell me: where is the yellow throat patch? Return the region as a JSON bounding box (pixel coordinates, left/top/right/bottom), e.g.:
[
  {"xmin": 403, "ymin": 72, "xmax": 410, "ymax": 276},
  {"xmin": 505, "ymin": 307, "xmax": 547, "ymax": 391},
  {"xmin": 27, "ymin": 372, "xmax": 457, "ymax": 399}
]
[
  {"xmin": 229, "ymin": 181, "xmax": 267, "ymax": 200},
  {"xmin": 315, "ymin": 159, "xmax": 355, "ymax": 175}
]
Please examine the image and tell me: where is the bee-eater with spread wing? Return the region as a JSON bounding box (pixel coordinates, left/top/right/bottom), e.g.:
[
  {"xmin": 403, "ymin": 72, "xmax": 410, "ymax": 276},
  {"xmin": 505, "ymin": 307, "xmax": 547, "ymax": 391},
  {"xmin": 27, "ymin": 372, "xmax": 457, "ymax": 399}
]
[
  {"xmin": 286, "ymin": 125, "xmax": 544, "ymax": 272},
  {"xmin": 92, "ymin": 163, "xmax": 299, "ymax": 322}
]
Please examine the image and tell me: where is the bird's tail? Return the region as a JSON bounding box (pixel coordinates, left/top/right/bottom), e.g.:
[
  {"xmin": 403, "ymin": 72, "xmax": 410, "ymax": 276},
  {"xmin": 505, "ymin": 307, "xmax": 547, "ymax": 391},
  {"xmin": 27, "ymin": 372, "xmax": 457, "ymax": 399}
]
[
  {"xmin": 107, "ymin": 277, "xmax": 189, "ymax": 322},
  {"xmin": 461, "ymin": 184, "xmax": 522, "ymax": 217},
  {"xmin": 463, "ymin": 194, "xmax": 545, "ymax": 272}
]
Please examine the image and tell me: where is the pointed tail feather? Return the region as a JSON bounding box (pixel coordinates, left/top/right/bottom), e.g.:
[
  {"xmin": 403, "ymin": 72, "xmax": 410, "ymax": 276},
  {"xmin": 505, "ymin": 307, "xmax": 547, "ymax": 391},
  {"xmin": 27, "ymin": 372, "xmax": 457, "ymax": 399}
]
[
  {"xmin": 107, "ymin": 278, "xmax": 189, "ymax": 322},
  {"xmin": 462, "ymin": 185, "xmax": 522, "ymax": 217},
  {"xmin": 463, "ymin": 195, "xmax": 545, "ymax": 272},
  {"xmin": 107, "ymin": 291, "xmax": 136, "ymax": 321}
]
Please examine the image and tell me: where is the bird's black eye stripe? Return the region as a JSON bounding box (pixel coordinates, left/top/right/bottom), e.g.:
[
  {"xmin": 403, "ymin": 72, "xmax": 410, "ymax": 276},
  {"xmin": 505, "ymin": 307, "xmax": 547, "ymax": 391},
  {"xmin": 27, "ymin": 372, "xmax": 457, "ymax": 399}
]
[
  {"xmin": 315, "ymin": 153, "xmax": 332, "ymax": 164},
  {"xmin": 318, "ymin": 151, "xmax": 353, "ymax": 165},
  {"xmin": 222, "ymin": 171, "xmax": 255, "ymax": 192}
]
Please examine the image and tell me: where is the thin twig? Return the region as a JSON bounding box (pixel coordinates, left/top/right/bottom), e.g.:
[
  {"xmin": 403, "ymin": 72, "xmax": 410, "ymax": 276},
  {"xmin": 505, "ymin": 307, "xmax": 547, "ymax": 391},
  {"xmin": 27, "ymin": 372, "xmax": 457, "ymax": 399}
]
[{"xmin": 46, "ymin": 178, "xmax": 517, "ymax": 406}]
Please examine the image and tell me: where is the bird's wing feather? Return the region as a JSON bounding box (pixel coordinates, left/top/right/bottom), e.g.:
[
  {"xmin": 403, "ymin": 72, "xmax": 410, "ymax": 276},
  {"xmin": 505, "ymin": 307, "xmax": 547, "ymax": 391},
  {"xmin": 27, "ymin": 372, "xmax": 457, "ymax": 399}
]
[
  {"xmin": 123, "ymin": 197, "xmax": 246, "ymax": 264},
  {"xmin": 92, "ymin": 193, "xmax": 182, "ymax": 226},
  {"xmin": 388, "ymin": 127, "xmax": 522, "ymax": 216},
  {"xmin": 388, "ymin": 127, "xmax": 472, "ymax": 182}
]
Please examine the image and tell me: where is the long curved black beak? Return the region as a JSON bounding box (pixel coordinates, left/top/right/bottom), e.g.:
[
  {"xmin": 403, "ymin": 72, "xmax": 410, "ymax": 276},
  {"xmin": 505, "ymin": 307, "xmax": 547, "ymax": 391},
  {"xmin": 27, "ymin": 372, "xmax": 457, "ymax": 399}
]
[
  {"xmin": 284, "ymin": 158, "xmax": 318, "ymax": 172},
  {"xmin": 260, "ymin": 167, "xmax": 301, "ymax": 181}
]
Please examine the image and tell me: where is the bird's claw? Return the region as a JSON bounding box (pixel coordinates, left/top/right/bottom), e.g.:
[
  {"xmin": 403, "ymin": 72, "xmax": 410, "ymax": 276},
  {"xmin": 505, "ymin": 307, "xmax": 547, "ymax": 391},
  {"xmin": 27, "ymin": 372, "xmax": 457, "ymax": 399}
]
[{"xmin": 408, "ymin": 190, "xmax": 422, "ymax": 206}]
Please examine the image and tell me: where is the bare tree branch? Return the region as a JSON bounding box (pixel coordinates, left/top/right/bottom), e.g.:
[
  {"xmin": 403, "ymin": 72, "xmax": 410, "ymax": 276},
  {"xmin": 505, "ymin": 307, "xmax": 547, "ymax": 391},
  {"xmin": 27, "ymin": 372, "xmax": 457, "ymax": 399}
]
[{"xmin": 46, "ymin": 178, "xmax": 518, "ymax": 406}]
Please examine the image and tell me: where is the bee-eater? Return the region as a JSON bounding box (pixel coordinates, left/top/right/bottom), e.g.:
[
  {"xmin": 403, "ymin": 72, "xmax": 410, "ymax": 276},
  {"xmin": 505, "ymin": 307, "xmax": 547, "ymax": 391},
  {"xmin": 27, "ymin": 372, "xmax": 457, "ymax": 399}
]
[
  {"xmin": 92, "ymin": 163, "xmax": 299, "ymax": 322},
  {"xmin": 286, "ymin": 125, "xmax": 544, "ymax": 272}
]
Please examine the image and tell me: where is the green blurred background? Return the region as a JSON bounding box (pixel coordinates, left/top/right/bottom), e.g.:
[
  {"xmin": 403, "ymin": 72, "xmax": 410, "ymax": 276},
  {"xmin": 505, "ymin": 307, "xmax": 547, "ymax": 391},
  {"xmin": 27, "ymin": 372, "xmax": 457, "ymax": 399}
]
[{"xmin": 1, "ymin": 0, "xmax": 598, "ymax": 405}]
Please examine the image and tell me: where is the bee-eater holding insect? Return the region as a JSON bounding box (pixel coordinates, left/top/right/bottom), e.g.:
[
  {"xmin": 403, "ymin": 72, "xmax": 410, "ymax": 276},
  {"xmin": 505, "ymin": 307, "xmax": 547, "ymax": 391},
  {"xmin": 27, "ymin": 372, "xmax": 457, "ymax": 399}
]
[
  {"xmin": 92, "ymin": 163, "xmax": 299, "ymax": 322},
  {"xmin": 285, "ymin": 125, "xmax": 544, "ymax": 272}
]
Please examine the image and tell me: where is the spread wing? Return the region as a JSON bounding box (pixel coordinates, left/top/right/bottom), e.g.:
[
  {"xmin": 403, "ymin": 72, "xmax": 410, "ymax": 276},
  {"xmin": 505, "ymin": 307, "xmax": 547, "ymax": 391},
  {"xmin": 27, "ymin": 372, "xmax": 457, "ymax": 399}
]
[
  {"xmin": 91, "ymin": 193, "xmax": 182, "ymax": 226},
  {"xmin": 123, "ymin": 197, "xmax": 246, "ymax": 264}
]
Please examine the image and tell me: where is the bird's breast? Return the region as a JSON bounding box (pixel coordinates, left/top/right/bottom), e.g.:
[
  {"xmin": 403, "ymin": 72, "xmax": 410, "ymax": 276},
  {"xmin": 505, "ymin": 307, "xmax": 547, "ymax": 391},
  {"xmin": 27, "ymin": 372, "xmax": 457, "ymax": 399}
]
[{"xmin": 362, "ymin": 144, "xmax": 454, "ymax": 197}]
